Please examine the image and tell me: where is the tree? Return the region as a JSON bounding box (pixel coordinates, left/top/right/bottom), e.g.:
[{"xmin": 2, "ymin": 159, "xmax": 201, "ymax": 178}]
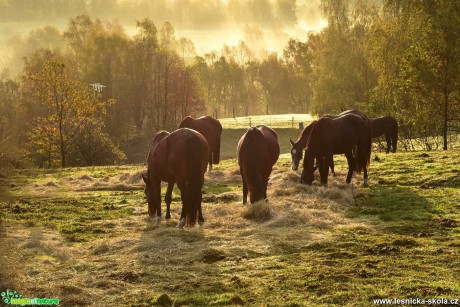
[{"xmin": 27, "ymin": 57, "xmax": 110, "ymax": 167}]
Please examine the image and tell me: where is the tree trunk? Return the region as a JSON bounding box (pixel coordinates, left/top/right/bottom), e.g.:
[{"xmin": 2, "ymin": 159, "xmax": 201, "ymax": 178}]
[{"xmin": 443, "ymin": 96, "xmax": 448, "ymax": 150}]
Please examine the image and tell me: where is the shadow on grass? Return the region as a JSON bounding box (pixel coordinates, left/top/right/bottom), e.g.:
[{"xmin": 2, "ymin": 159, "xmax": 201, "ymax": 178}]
[{"xmin": 353, "ymin": 185, "xmax": 439, "ymax": 234}]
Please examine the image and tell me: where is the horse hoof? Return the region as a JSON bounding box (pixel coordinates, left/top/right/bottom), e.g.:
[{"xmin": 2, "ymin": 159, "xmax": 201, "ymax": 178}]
[
  {"xmin": 363, "ymin": 179, "xmax": 369, "ymax": 187},
  {"xmin": 165, "ymin": 214, "xmax": 171, "ymax": 220},
  {"xmin": 176, "ymin": 218, "xmax": 186, "ymax": 228},
  {"xmin": 198, "ymin": 220, "xmax": 205, "ymax": 226},
  {"xmin": 155, "ymin": 216, "xmax": 162, "ymax": 225}
]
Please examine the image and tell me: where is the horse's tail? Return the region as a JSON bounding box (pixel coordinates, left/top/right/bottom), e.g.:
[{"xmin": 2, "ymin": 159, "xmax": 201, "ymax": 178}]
[
  {"xmin": 357, "ymin": 119, "xmax": 372, "ymax": 173},
  {"xmin": 186, "ymin": 137, "xmax": 205, "ymax": 226}
]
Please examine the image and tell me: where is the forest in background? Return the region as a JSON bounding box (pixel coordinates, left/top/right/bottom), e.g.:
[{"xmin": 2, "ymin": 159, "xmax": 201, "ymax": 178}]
[{"xmin": 0, "ymin": 0, "xmax": 459, "ymax": 168}]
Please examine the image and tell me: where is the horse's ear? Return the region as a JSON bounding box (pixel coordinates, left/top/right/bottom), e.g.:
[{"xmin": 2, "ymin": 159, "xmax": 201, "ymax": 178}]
[
  {"xmin": 142, "ymin": 173, "xmax": 149, "ymax": 184},
  {"xmin": 290, "ymin": 139, "xmax": 294, "ymax": 146}
]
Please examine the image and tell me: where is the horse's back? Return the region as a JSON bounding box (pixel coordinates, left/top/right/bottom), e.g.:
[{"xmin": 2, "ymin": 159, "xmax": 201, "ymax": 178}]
[
  {"xmin": 370, "ymin": 116, "xmax": 398, "ymax": 134},
  {"xmin": 179, "ymin": 116, "xmax": 221, "ymax": 147},
  {"xmin": 151, "ymin": 128, "xmax": 208, "ymax": 182}
]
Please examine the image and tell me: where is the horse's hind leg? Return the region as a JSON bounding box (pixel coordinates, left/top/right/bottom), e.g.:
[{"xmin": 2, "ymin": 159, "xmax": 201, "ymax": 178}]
[
  {"xmin": 165, "ymin": 182, "xmax": 174, "ymax": 219},
  {"xmin": 198, "ymin": 204, "xmax": 205, "ymax": 225},
  {"xmin": 391, "ymin": 132, "xmax": 398, "ymax": 153},
  {"xmin": 151, "ymin": 178, "xmax": 162, "ymax": 225},
  {"xmin": 208, "ymin": 152, "xmax": 213, "ymax": 172},
  {"xmin": 363, "ymin": 165, "xmax": 369, "ymax": 187},
  {"xmin": 176, "ymin": 181, "xmax": 187, "ymax": 228},
  {"xmin": 385, "ymin": 133, "xmax": 391, "ymax": 154},
  {"xmin": 330, "ymin": 158, "xmax": 335, "ymax": 176},
  {"xmin": 345, "ymin": 152, "xmax": 355, "ymax": 184},
  {"xmin": 242, "ymin": 176, "xmax": 248, "ymax": 204}
]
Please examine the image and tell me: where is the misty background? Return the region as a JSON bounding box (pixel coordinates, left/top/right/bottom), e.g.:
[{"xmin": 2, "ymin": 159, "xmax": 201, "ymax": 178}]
[{"xmin": 0, "ymin": 0, "xmax": 326, "ymax": 75}]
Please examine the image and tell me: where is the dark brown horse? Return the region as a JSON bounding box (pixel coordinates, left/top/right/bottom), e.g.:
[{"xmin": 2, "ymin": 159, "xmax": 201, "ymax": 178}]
[
  {"xmin": 290, "ymin": 110, "xmax": 368, "ymax": 173},
  {"xmin": 370, "ymin": 116, "xmax": 398, "ymax": 153},
  {"xmin": 300, "ymin": 113, "xmax": 372, "ymax": 186},
  {"xmin": 179, "ymin": 115, "xmax": 222, "ymax": 172},
  {"xmin": 238, "ymin": 125, "xmax": 280, "ymax": 204},
  {"xmin": 142, "ymin": 128, "xmax": 209, "ymax": 227}
]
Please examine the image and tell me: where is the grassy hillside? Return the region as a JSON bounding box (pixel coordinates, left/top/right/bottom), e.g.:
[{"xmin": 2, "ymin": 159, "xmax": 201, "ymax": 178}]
[{"xmin": 0, "ymin": 149, "xmax": 459, "ymax": 306}]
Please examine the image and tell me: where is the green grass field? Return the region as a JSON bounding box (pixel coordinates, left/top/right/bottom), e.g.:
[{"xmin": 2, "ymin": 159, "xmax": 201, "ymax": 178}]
[{"xmin": 1, "ymin": 145, "xmax": 459, "ymax": 306}]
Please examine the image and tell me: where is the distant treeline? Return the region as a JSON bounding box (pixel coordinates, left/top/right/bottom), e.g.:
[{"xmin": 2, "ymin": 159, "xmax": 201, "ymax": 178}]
[{"xmin": 0, "ymin": 0, "xmax": 459, "ymax": 168}]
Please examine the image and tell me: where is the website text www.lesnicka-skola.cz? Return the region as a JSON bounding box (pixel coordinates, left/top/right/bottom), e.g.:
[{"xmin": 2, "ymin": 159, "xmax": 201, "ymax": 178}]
[{"xmin": 373, "ymin": 298, "xmax": 459, "ymax": 305}]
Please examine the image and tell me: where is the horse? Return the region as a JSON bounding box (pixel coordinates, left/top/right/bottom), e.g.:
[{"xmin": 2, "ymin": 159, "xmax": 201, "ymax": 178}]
[
  {"xmin": 300, "ymin": 113, "xmax": 372, "ymax": 186},
  {"xmin": 370, "ymin": 116, "xmax": 398, "ymax": 153},
  {"xmin": 237, "ymin": 125, "xmax": 280, "ymax": 204},
  {"xmin": 179, "ymin": 115, "xmax": 222, "ymax": 172},
  {"xmin": 290, "ymin": 109, "xmax": 368, "ymax": 173},
  {"xmin": 290, "ymin": 120, "xmax": 336, "ymax": 174},
  {"xmin": 142, "ymin": 128, "xmax": 209, "ymax": 228}
]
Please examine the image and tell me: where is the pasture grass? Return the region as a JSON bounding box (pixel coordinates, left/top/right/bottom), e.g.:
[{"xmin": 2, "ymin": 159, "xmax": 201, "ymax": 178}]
[{"xmin": 0, "ymin": 149, "xmax": 459, "ymax": 306}]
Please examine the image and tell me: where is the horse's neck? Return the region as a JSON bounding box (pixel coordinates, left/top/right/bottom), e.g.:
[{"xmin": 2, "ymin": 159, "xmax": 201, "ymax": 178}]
[{"xmin": 298, "ymin": 133, "xmax": 310, "ymax": 149}]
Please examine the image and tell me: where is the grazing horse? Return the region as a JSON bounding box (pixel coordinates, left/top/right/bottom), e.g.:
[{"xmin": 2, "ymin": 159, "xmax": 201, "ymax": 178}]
[
  {"xmin": 179, "ymin": 115, "xmax": 222, "ymax": 172},
  {"xmin": 300, "ymin": 113, "xmax": 372, "ymax": 186},
  {"xmin": 142, "ymin": 128, "xmax": 209, "ymax": 228},
  {"xmin": 290, "ymin": 120, "xmax": 336, "ymax": 174},
  {"xmin": 370, "ymin": 116, "xmax": 398, "ymax": 153},
  {"xmin": 290, "ymin": 109, "xmax": 368, "ymax": 173},
  {"xmin": 238, "ymin": 125, "xmax": 280, "ymax": 204}
]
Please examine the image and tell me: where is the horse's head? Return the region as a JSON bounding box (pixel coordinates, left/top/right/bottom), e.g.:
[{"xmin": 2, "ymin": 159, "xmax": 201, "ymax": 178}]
[
  {"xmin": 142, "ymin": 172, "xmax": 155, "ymax": 216},
  {"xmin": 300, "ymin": 149, "xmax": 317, "ymax": 185},
  {"xmin": 290, "ymin": 139, "xmax": 303, "ymax": 171}
]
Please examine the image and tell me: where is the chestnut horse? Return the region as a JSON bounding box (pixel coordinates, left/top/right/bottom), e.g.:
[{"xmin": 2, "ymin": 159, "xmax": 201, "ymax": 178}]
[
  {"xmin": 290, "ymin": 109, "xmax": 369, "ymax": 173},
  {"xmin": 370, "ymin": 116, "xmax": 398, "ymax": 153},
  {"xmin": 238, "ymin": 125, "xmax": 280, "ymax": 204},
  {"xmin": 142, "ymin": 128, "xmax": 209, "ymax": 227},
  {"xmin": 179, "ymin": 115, "xmax": 222, "ymax": 172},
  {"xmin": 300, "ymin": 113, "xmax": 372, "ymax": 186}
]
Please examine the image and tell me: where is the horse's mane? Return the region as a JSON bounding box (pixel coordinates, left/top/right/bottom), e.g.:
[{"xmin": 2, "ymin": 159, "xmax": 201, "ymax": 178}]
[
  {"xmin": 296, "ymin": 121, "xmax": 317, "ymax": 143},
  {"xmin": 150, "ymin": 131, "xmax": 170, "ymax": 147}
]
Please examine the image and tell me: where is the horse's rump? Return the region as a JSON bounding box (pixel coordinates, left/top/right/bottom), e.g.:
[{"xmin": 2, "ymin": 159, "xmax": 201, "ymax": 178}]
[
  {"xmin": 238, "ymin": 125, "xmax": 279, "ymax": 203},
  {"xmin": 179, "ymin": 115, "xmax": 222, "ymax": 164},
  {"xmin": 146, "ymin": 128, "xmax": 208, "ymax": 225}
]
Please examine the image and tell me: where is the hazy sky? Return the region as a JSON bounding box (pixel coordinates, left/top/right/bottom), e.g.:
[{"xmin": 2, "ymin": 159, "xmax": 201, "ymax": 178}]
[{"xmin": 0, "ymin": 0, "xmax": 327, "ymax": 74}]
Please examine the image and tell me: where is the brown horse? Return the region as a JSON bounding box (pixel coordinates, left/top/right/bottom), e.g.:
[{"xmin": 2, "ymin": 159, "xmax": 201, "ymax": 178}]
[
  {"xmin": 370, "ymin": 116, "xmax": 398, "ymax": 153},
  {"xmin": 179, "ymin": 115, "xmax": 222, "ymax": 172},
  {"xmin": 142, "ymin": 128, "xmax": 209, "ymax": 227},
  {"xmin": 300, "ymin": 113, "xmax": 372, "ymax": 186},
  {"xmin": 238, "ymin": 125, "xmax": 280, "ymax": 204},
  {"xmin": 290, "ymin": 110, "xmax": 368, "ymax": 173}
]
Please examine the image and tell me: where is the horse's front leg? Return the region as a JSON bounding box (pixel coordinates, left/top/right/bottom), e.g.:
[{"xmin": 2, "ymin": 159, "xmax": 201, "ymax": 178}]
[
  {"xmin": 164, "ymin": 182, "xmax": 174, "ymax": 219},
  {"xmin": 345, "ymin": 152, "xmax": 355, "ymax": 184}
]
